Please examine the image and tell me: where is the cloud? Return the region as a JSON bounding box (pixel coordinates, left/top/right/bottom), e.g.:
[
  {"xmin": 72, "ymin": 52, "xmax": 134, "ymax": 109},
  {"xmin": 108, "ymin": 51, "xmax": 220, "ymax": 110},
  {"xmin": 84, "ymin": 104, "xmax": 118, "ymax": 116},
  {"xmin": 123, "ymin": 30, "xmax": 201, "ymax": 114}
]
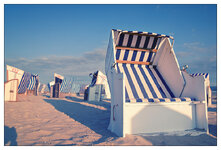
[
  {"xmin": 5, "ymin": 48, "xmax": 107, "ymax": 84},
  {"xmin": 183, "ymin": 42, "xmax": 207, "ymax": 52},
  {"xmin": 175, "ymin": 42, "xmax": 217, "ymax": 85}
]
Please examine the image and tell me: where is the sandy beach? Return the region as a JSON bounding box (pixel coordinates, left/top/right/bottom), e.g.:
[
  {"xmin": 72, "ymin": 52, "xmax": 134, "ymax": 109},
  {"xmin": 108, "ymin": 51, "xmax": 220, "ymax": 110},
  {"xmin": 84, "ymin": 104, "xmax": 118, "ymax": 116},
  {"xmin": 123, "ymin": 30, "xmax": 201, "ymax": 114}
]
[{"xmin": 4, "ymin": 93, "xmax": 217, "ymax": 146}]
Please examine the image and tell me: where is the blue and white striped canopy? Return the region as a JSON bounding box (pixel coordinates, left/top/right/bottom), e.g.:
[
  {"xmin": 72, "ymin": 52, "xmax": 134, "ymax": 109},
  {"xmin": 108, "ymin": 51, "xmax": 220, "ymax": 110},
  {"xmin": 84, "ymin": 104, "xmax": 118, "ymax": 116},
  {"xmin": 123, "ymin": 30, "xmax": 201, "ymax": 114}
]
[
  {"xmin": 60, "ymin": 78, "xmax": 74, "ymax": 93},
  {"xmin": 113, "ymin": 29, "xmax": 194, "ymax": 103},
  {"xmin": 18, "ymin": 72, "xmax": 32, "ymax": 94},
  {"xmin": 112, "ymin": 29, "xmax": 174, "ymax": 41},
  {"xmin": 191, "ymin": 73, "xmax": 209, "ymax": 79},
  {"xmin": 27, "ymin": 74, "xmax": 38, "ymax": 90}
]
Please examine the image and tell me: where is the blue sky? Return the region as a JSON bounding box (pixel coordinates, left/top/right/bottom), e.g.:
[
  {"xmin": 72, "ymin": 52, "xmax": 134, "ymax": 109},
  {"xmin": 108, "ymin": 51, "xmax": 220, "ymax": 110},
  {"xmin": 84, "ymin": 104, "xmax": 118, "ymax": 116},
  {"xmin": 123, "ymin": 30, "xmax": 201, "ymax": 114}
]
[{"xmin": 4, "ymin": 4, "xmax": 217, "ymax": 86}]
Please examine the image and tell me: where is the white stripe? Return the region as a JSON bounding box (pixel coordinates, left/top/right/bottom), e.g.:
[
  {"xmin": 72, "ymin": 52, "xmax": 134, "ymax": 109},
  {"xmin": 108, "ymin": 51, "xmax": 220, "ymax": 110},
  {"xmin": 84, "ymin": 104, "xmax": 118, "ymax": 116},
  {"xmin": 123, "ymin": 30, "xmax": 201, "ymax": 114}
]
[
  {"xmin": 134, "ymin": 65, "xmax": 153, "ymax": 98},
  {"xmin": 135, "ymin": 51, "xmax": 141, "ymax": 61},
  {"xmin": 143, "ymin": 52, "xmax": 150, "ymax": 62},
  {"xmin": 131, "ymin": 35, "xmax": 138, "ymax": 47},
  {"xmin": 164, "ymin": 98, "xmax": 171, "ymax": 102},
  {"xmin": 126, "ymin": 64, "xmax": 144, "ymax": 98},
  {"xmin": 139, "ymin": 36, "xmax": 146, "ymax": 48},
  {"xmin": 147, "ymin": 37, "xmax": 154, "ymax": 49},
  {"xmin": 155, "ymin": 38, "xmax": 161, "ymax": 49},
  {"xmin": 122, "ymin": 34, "xmax": 129, "ymax": 46},
  {"xmin": 150, "ymin": 53, "xmax": 156, "ymax": 62},
  {"xmin": 151, "ymin": 68, "xmax": 171, "ymax": 98},
  {"xmin": 119, "ymin": 49, "xmax": 125, "ymax": 60},
  {"xmin": 127, "ymin": 50, "xmax": 133, "ymax": 61},
  {"xmin": 174, "ymin": 98, "xmax": 181, "ymax": 102},
  {"xmin": 118, "ymin": 64, "xmax": 135, "ymax": 100},
  {"xmin": 142, "ymin": 66, "xmax": 163, "ymax": 98}
]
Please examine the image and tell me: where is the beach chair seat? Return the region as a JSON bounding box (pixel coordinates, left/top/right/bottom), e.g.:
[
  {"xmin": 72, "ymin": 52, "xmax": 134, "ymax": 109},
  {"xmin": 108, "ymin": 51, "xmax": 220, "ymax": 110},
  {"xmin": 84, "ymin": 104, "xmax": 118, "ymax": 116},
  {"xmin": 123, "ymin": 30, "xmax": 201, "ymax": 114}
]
[{"xmin": 106, "ymin": 29, "xmax": 209, "ymax": 137}]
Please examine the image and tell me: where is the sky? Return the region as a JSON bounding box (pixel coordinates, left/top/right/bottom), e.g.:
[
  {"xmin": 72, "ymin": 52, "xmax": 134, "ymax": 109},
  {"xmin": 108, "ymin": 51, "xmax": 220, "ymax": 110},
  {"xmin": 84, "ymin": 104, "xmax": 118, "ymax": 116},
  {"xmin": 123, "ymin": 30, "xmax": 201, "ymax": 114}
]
[{"xmin": 4, "ymin": 4, "xmax": 217, "ymax": 86}]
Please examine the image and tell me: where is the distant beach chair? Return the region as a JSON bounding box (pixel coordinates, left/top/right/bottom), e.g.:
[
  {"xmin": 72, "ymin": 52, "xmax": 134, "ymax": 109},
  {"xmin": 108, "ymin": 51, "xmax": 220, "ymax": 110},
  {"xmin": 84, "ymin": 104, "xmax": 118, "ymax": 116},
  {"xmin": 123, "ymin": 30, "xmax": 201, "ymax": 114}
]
[
  {"xmin": 84, "ymin": 71, "xmax": 111, "ymax": 101},
  {"xmin": 105, "ymin": 29, "xmax": 209, "ymax": 137},
  {"xmin": 27, "ymin": 74, "xmax": 39, "ymax": 96},
  {"xmin": 191, "ymin": 73, "xmax": 212, "ymax": 105},
  {"xmin": 50, "ymin": 73, "xmax": 64, "ymax": 98},
  {"xmin": 38, "ymin": 83, "xmax": 47, "ymax": 95},
  {"xmin": 5, "ymin": 65, "xmax": 32, "ymax": 101}
]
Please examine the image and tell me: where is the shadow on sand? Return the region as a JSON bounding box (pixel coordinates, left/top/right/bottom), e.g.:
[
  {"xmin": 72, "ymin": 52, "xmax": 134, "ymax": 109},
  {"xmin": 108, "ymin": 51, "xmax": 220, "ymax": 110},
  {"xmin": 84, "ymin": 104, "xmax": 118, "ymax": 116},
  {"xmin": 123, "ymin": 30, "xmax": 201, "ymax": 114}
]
[
  {"xmin": 209, "ymin": 124, "xmax": 217, "ymax": 137},
  {"xmin": 4, "ymin": 126, "xmax": 18, "ymax": 146},
  {"xmin": 44, "ymin": 96, "xmax": 117, "ymax": 145},
  {"xmin": 44, "ymin": 96, "xmax": 217, "ymax": 146}
]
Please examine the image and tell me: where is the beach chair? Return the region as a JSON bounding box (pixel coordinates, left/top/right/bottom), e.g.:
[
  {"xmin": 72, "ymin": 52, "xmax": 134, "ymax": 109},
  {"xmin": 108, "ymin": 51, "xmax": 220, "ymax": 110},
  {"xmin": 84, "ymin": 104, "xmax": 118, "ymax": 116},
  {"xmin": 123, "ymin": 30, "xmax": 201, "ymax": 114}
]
[
  {"xmin": 105, "ymin": 29, "xmax": 208, "ymax": 137},
  {"xmin": 51, "ymin": 73, "xmax": 64, "ymax": 98},
  {"xmin": 5, "ymin": 65, "xmax": 32, "ymax": 101},
  {"xmin": 27, "ymin": 74, "xmax": 39, "ymax": 96},
  {"xmin": 191, "ymin": 73, "xmax": 212, "ymax": 105},
  {"xmin": 84, "ymin": 71, "xmax": 111, "ymax": 101}
]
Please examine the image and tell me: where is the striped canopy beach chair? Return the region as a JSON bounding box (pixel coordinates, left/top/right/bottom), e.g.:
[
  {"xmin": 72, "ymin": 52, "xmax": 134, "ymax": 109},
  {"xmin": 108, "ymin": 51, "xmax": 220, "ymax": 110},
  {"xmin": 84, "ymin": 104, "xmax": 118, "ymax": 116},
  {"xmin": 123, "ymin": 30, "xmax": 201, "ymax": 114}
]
[
  {"xmin": 105, "ymin": 29, "xmax": 209, "ymax": 137},
  {"xmin": 191, "ymin": 73, "xmax": 212, "ymax": 105},
  {"xmin": 84, "ymin": 71, "xmax": 111, "ymax": 101},
  {"xmin": 5, "ymin": 65, "xmax": 32, "ymax": 101},
  {"xmin": 27, "ymin": 74, "xmax": 39, "ymax": 96}
]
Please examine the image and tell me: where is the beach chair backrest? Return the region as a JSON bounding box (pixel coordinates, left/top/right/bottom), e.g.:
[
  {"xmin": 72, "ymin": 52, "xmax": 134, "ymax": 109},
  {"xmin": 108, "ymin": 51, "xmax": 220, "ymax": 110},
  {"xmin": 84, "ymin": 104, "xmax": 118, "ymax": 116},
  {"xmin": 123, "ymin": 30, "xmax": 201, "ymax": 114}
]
[{"xmin": 18, "ymin": 72, "xmax": 32, "ymax": 94}]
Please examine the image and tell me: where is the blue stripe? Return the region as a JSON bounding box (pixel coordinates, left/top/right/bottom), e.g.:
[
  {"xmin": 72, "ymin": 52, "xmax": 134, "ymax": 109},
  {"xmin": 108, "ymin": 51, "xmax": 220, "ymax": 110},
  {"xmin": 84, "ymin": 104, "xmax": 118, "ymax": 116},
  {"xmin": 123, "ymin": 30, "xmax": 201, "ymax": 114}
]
[
  {"xmin": 148, "ymin": 98, "xmax": 154, "ymax": 102},
  {"xmin": 153, "ymin": 66, "xmax": 175, "ymax": 98},
  {"xmin": 170, "ymin": 98, "xmax": 176, "ymax": 102},
  {"xmin": 159, "ymin": 98, "xmax": 165, "ymax": 102},
  {"xmin": 122, "ymin": 64, "xmax": 139, "ymax": 99},
  {"xmin": 151, "ymin": 37, "xmax": 158, "ymax": 49},
  {"xmin": 139, "ymin": 51, "xmax": 145, "ymax": 62},
  {"xmin": 131, "ymin": 64, "xmax": 149, "ymax": 98},
  {"xmin": 125, "ymin": 86, "xmax": 129, "ymax": 100},
  {"xmin": 205, "ymin": 73, "xmax": 208, "ymax": 78},
  {"xmin": 127, "ymin": 35, "xmax": 133, "ymax": 47},
  {"xmin": 135, "ymin": 35, "xmax": 142, "ymax": 48},
  {"xmin": 116, "ymin": 63, "xmax": 121, "ymax": 73},
  {"xmin": 138, "ymin": 65, "xmax": 158, "ymax": 98},
  {"xmin": 136, "ymin": 98, "xmax": 142, "ymax": 102},
  {"xmin": 143, "ymin": 36, "xmax": 150, "ymax": 49},
  {"xmin": 146, "ymin": 66, "xmax": 167, "ymax": 98},
  {"xmin": 118, "ymin": 34, "xmax": 124, "ymax": 46},
  {"xmin": 116, "ymin": 49, "xmax": 121, "ymax": 60},
  {"xmin": 180, "ymin": 98, "xmax": 187, "ymax": 101},
  {"xmin": 131, "ymin": 51, "xmax": 137, "ymax": 61},
  {"xmin": 123, "ymin": 50, "xmax": 129, "ymax": 60},
  {"xmin": 126, "ymin": 99, "xmax": 130, "ymax": 102},
  {"xmin": 147, "ymin": 52, "xmax": 153, "ymax": 62}
]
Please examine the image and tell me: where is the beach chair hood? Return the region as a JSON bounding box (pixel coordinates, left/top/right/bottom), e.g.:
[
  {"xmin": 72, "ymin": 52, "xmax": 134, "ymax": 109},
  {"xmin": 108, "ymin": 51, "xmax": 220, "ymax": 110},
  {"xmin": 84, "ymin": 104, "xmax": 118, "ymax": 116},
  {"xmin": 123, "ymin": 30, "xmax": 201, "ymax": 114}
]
[{"xmin": 105, "ymin": 29, "xmax": 185, "ymax": 99}]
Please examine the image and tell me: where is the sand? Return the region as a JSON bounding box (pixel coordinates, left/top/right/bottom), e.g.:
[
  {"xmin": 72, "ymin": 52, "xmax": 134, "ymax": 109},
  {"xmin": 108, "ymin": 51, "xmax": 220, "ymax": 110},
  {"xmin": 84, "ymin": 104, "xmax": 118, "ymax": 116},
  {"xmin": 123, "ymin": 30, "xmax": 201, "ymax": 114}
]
[{"xmin": 4, "ymin": 93, "xmax": 217, "ymax": 146}]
